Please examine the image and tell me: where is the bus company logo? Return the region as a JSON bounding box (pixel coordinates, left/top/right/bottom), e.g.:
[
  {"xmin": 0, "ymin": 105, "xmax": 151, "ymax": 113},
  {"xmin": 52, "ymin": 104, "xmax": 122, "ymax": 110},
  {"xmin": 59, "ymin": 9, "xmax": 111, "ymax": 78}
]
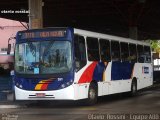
[{"xmin": 142, "ymin": 66, "xmax": 149, "ymax": 74}]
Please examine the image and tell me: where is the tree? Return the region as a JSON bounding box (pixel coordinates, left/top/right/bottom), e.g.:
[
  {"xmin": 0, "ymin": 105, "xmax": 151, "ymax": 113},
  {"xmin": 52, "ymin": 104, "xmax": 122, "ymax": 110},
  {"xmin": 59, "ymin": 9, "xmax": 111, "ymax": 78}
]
[{"xmin": 150, "ymin": 40, "xmax": 160, "ymax": 53}]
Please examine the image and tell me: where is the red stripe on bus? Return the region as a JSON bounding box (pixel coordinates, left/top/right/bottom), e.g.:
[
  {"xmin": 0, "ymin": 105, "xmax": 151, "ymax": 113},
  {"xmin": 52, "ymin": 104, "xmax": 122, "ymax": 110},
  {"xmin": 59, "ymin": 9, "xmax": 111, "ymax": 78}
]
[
  {"xmin": 41, "ymin": 83, "xmax": 49, "ymax": 90},
  {"xmin": 38, "ymin": 80, "xmax": 53, "ymax": 90},
  {"xmin": 78, "ymin": 62, "xmax": 97, "ymax": 83}
]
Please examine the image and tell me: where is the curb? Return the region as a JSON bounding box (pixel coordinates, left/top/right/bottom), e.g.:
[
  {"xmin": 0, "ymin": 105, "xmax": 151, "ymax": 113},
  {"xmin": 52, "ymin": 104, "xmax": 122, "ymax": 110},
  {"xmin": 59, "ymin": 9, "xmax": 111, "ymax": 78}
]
[
  {"xmin": 0, "ymin": 105, "xmax": 21, "ymax": 109},
  {"xmin": 0, "ymin": 101, "xmax": 29, "ymax": 108}
]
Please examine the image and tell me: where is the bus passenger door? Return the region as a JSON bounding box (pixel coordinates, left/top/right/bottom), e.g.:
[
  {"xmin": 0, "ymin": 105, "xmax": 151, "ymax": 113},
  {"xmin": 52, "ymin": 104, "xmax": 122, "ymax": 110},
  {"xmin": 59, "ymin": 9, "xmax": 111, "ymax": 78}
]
[
  {"xmin": 102, "ymin": 62, "xmax": 111, "ymax": 96},
  {"xmin": 102, "ymin": 82, "xmax": 109, "ymax": 95}
]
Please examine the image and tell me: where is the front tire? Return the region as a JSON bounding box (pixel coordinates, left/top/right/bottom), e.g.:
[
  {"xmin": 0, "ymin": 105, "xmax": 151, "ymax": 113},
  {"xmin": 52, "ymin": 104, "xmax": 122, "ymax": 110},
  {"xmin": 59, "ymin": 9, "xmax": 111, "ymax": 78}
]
[{"xmin": 85, "ymin": 82, "xmax": 98, "ymax": 105}]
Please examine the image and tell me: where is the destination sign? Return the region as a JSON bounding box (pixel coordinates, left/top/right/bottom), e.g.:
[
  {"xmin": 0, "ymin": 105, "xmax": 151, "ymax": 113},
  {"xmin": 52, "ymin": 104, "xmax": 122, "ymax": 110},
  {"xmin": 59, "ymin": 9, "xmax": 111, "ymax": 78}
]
[{"xmin": 20, "ymin": 30, "xmax": 66, "ymax": 39}]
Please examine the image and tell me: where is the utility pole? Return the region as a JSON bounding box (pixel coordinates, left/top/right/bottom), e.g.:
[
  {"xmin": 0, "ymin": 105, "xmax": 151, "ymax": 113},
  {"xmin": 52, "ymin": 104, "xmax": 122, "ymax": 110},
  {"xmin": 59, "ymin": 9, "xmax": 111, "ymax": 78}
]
[{"xmin": 28, "ymin": 0, "xmax": 43, "ymax": 29}]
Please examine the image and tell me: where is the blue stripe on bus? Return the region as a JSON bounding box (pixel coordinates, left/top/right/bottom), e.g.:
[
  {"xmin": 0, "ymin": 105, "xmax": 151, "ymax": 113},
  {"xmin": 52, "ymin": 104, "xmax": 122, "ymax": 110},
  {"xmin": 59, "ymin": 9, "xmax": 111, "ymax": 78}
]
[
  {"xmin": 93, "ymin": 62, "xmax": 106, "ymax": 82},
  {"xmin": 111, "ymin": 61, "xmax": 135, "ymax": 80}
]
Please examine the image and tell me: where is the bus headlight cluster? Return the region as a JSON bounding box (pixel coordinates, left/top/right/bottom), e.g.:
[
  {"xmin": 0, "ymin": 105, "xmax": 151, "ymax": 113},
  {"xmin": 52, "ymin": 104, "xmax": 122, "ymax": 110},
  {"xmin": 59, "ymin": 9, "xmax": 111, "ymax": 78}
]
[
  {"xmin": 60, "ymin": 80, "xmax": 73, "ymax": 88},
  {"xmin": 16, "ymin": 83, "xmax": 23, "ymax": 89}
]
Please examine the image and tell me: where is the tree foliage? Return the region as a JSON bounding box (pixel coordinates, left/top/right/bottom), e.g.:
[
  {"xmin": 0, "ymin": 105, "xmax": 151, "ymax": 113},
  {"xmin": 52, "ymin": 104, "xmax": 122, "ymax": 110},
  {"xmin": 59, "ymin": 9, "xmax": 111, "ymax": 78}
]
[{"xmin": 150, "ymin": 40, "xmax": 160, "ymax": 53}]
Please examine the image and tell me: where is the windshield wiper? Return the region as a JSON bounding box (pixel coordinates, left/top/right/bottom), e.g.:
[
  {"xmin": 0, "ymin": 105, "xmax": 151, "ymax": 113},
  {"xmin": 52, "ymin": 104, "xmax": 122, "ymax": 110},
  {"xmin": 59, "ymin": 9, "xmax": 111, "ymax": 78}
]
[
  {"xmin": 28, "ymin": 42, "xmax": 36, "ymax": 56},
  {"xmin": 42, "ymin": 41, "xmax": 55, "ymax": 57}
]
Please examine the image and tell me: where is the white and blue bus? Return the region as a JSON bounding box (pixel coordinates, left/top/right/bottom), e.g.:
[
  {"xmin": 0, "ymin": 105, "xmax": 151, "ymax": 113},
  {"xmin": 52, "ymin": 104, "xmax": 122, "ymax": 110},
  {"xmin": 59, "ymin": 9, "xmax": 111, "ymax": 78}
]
[{"xmin": 14, "ymin": 27, "xmax": 153, "ymax": 105}]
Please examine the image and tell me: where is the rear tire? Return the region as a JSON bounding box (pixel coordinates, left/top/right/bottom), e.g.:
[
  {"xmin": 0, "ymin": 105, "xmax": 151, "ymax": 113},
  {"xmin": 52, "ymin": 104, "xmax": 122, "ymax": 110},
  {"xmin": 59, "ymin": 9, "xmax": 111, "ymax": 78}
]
[{"xmin": 130, "ymin": 80, "xmax": 137, "ymax": 96}]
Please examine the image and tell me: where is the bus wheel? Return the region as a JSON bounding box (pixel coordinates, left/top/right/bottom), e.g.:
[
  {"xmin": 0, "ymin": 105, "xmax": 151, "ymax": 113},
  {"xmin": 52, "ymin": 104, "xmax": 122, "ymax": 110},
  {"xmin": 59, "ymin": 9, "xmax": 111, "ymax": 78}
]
[
  {"xmin": 130, "ymin": 80, "xmax": 137, "ymax": 96},
  {"xmin": 86, "ymin": 82, "xmax": 98, "ymax": 105}
]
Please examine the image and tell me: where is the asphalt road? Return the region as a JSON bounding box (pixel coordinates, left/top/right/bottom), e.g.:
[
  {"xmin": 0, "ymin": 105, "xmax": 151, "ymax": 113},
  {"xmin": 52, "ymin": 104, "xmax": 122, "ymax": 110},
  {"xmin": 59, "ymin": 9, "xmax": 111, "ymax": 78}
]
[{"xmin": 0, "ymin": 86, "xmax": 160, "ymax": 120}]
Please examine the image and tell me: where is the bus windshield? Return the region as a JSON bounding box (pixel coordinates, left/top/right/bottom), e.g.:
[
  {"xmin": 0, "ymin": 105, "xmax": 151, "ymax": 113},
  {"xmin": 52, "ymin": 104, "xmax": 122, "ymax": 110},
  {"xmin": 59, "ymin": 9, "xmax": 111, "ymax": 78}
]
[{"xmin": 15, "ymin": 40, "xmax": 72, "ymax": 74}]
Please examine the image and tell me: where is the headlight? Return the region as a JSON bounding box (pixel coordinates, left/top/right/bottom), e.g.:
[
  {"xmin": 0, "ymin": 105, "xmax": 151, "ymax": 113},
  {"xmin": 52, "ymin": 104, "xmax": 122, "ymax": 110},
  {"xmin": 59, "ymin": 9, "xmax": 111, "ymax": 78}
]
[
  {"xmin": 19, "ymin": 84, "xmax": 23, "ymax": 88},
  {"xmin": 66, "ymin": 82, "xmax": 70, "ymax": 85},
  {"xmin": 61, "ymin": 84, "xmax": 65, "ymax": 88},
  {"xmin": 16, "ymin": 83, "xmax": 19, "ymax": 86}
]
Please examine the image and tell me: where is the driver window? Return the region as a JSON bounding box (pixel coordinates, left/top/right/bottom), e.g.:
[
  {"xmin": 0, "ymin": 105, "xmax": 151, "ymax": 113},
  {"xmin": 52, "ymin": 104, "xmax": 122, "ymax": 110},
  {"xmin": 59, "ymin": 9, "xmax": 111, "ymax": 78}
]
[{"xmin": 74, "ymin": 35, "xmax": 87, "ymax": 71}]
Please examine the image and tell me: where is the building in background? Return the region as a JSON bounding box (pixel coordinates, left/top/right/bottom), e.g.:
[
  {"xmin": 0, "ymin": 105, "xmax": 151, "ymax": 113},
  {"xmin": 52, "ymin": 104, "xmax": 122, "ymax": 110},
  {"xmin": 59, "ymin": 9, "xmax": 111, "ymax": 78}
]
[
  {"xmin": 0, "ymin": 18, "xmax": 27, "ymax": 54},
  {"xmin": 0, "ymin": 18, "xmax": 27, "ymax": 75},
  {"xmin": 153, "ymin": 52, "xmax": 160, "ymax": 83}
]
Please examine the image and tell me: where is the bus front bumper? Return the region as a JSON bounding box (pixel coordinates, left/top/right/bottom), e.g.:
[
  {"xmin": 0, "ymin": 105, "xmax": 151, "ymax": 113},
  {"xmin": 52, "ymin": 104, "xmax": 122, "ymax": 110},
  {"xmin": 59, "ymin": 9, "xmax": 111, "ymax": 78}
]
[{"xmin": 15, "ymin": 85, "xmax": 75, "ymax": 100}]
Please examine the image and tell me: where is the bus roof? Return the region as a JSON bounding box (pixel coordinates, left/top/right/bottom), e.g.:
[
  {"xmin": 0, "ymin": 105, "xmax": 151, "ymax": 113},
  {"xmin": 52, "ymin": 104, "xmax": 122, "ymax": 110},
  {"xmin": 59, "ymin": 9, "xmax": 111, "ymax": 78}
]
[{"xmin": 74, "ymin": 28, "xmax": 150, "ymax": 46}]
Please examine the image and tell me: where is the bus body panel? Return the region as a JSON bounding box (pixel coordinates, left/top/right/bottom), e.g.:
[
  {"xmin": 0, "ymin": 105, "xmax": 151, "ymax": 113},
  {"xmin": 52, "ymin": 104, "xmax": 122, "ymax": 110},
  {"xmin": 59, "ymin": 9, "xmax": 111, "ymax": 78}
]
[{"xmin": 133, "ymin": 63, "xmax": 153, "ymax": 90}]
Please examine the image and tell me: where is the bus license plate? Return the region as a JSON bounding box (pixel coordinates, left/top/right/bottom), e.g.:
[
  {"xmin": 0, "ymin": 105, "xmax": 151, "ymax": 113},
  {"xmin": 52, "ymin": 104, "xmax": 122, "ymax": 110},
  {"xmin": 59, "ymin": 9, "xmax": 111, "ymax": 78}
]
[{"xmin": 36, "ymin": 93, "xmax": 45, "ymax": 97}]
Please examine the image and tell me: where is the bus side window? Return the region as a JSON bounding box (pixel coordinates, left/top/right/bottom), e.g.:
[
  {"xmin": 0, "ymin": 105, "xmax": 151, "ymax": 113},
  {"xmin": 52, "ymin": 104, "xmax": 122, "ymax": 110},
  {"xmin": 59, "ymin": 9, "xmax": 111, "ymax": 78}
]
[
  {"xmin": 137, "ymin": 45, "xmax": 144, "ymax": 63},
  {"xmin": 99, "ymin": 39, "xmax": 111, "ymax": 62},
  {"xmin": 74, "ymin": 35, "xmax": 87, "ymax": 71},
  {"xmin": 120, "ymin": 42, "xmax": 129, "ymax": 62},
  {"xmin": 144, "ymin": 46, "xmax": 151, "ymax": 63},
  {"xmin": 86, "ymin": 37, "xmax": 100, "ymax": 61},
  {"xmin": 129, "ymin": 44, "xmax": 137, "ymax": 62},
  {"xmin": 111, "ymin": 41, "xmax": 120, "ymax": 61}
]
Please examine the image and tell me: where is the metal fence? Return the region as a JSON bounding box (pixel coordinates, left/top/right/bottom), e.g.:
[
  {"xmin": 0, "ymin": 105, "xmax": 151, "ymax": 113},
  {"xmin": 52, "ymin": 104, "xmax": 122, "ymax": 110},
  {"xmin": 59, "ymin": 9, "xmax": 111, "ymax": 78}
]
[{"xmin": 0, "ymin": 76, "xmax": 13, "ymax": 101}]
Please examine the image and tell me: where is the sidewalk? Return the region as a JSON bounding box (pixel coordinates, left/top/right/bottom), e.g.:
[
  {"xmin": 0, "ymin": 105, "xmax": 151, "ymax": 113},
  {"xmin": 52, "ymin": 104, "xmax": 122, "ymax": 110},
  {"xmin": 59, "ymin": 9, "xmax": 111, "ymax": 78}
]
[
  {"xmin": 0, "ymin": 101, "xmax": 28, "ymax": 108},
  {"xmin": 150, "ymin": 82, "xmax": 160, "ymax": 89}
]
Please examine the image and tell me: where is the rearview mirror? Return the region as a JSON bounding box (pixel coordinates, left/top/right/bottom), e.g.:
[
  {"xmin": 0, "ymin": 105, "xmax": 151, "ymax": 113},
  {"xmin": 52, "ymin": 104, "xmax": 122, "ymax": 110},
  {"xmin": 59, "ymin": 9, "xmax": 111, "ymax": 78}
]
[
  {"xmin": 7, "ymin": 44, "xmax": 11, "ymax": 55},
  {"xmin": 75, "ymin": 61, "xmax": 80, "ymax": 72}
]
